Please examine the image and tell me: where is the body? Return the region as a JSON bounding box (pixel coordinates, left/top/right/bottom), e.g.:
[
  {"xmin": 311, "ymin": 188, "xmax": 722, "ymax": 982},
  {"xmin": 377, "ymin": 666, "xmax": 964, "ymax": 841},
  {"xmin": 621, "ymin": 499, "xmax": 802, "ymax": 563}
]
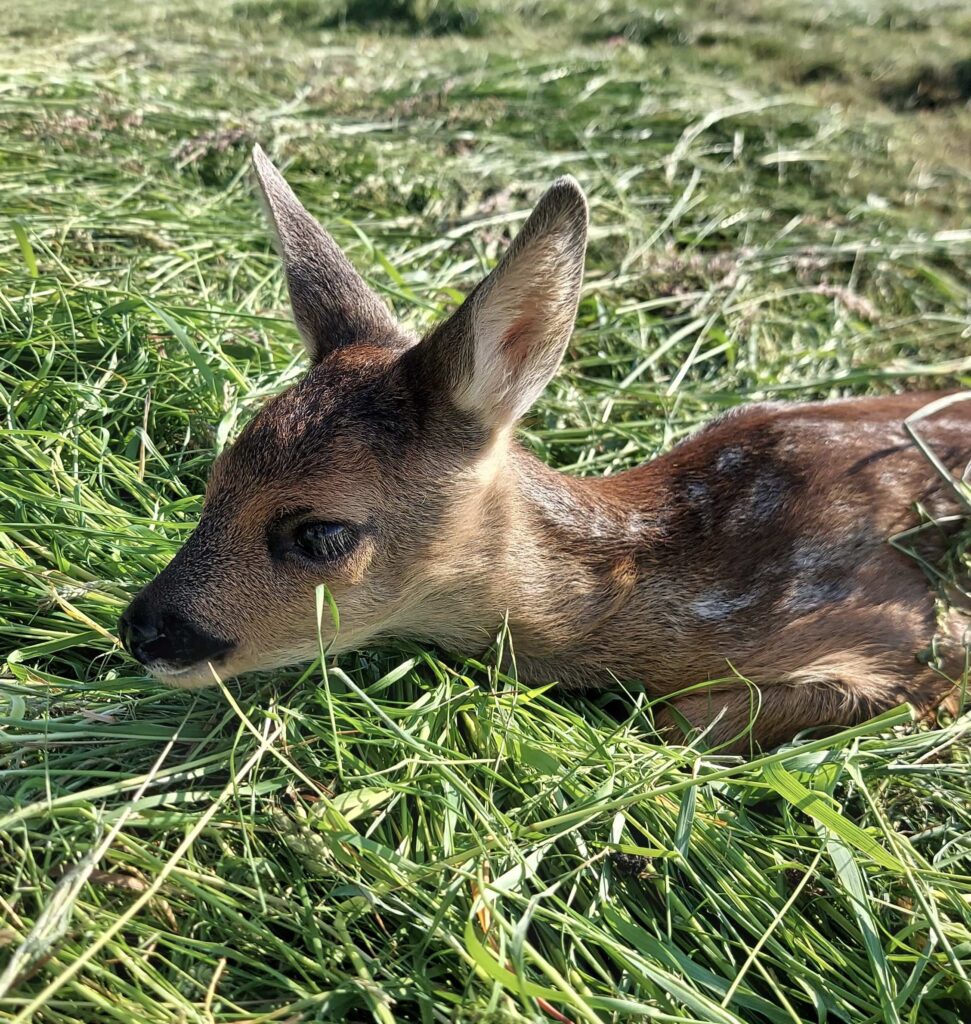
[{"xmin": 448, "ymin": 393, "xmax": 968, "ymax": 747}]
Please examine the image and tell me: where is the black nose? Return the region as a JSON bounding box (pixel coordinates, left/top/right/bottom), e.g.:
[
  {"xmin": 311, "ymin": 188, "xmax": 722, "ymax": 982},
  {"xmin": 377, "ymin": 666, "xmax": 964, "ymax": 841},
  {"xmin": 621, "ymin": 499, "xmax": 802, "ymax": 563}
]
[{"xmin": 119, "ymin": 596, "xmax": 234, "ymax": 671}]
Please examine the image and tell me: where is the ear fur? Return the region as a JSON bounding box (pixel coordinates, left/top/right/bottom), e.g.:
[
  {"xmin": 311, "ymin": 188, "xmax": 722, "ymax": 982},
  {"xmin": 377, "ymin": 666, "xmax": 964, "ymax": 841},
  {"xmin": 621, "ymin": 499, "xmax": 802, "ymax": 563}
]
[
  {"xmin": 251, "ymin": 144, "xmax": 403, "ymax": 362},
  {"xmin": 411, "ymin": 176, "xmax": 588, "ymax": 431}
]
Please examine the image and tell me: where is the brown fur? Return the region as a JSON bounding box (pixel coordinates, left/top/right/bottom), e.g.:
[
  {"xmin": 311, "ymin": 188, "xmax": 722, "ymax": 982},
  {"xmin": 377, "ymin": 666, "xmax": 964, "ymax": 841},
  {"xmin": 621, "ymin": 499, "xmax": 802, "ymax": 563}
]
[{"xmin": 119, "ymin": 148, "xmax": 970, "ymax": 753}]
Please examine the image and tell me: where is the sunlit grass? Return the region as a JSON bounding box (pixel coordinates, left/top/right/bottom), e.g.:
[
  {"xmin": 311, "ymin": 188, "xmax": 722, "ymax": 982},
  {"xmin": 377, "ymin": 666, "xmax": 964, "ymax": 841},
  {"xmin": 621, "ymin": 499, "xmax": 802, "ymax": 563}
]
[{"xmin": 1, "ymin": 0, "xmax": 970, "ymax": 1021}]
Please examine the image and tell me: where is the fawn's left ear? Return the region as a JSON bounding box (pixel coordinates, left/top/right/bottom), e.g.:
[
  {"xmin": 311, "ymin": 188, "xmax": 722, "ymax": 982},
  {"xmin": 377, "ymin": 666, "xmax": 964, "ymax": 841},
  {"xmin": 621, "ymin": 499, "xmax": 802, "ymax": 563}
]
[
  {"xmin": 251, "ymin": 145, "xmax": 403, "ymax": 362},
  {"xmin": 412, "ymin": 176, "xmax": 588, "ymax": 431}
]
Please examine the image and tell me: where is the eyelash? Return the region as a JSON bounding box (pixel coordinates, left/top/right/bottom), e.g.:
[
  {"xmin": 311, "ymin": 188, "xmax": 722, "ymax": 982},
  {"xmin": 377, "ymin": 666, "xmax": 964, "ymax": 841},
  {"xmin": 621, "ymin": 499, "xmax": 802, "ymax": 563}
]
[{"xmin": 292, "ymin": 521, "xmax": 358, "ymax": 563}]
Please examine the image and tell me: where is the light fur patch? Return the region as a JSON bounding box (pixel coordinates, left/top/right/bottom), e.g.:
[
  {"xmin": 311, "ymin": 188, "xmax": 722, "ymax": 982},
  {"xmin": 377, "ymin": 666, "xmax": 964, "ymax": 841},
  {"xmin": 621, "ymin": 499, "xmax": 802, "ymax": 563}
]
[{"xmin": 691, "ymin": 589, "xmax": 760, "ymax": 620}]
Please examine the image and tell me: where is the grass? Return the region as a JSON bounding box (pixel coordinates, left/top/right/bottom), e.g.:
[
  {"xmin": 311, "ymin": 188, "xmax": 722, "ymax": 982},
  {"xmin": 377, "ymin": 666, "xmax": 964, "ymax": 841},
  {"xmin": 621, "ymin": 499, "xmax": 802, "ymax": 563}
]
[{"xmin": 1, "ymin": 0, "xmax": 971, "ymax": 1020}]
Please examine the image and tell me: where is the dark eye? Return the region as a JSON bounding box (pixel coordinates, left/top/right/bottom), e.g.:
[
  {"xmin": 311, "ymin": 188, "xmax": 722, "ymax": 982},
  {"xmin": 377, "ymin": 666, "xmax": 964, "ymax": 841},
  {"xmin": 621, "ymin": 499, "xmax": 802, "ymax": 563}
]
[{"xmin": 293, "ymin": 521, "xmax": 357, "ymax": 562}]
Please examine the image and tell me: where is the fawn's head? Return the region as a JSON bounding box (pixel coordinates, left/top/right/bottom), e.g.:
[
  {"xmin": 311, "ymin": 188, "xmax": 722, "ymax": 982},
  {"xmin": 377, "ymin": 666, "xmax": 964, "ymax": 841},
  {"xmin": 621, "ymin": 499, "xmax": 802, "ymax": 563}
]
[{"xmin": 119, "ymin": 146, "xmax": 588, "ymax": 686}]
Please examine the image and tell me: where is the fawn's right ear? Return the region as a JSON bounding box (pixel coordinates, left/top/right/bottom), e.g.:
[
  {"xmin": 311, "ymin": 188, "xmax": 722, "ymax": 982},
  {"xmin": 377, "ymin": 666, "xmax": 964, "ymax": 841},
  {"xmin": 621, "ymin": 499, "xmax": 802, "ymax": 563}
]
[
  {"xmin": 251, "ymin": 145, "xmax": 402, "ymax": 362},
  {"xmin": 410, "ymin": 176, "xmax": 588, "ymax": 433}
]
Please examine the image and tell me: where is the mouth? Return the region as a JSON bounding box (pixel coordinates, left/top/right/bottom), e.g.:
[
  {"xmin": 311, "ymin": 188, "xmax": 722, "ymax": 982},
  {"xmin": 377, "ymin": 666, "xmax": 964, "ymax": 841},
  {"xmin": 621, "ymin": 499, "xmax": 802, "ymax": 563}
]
[
  {"xmin": 149, "ymin": 662, "xmax": 199, "ymax": 678},
  {"xmin": 142, "ymin": 641, "xmax": 328, "ymax": 688},
  {"xmin": 144, "ymin": 658, "xmax": 229, "ymax": 689}
]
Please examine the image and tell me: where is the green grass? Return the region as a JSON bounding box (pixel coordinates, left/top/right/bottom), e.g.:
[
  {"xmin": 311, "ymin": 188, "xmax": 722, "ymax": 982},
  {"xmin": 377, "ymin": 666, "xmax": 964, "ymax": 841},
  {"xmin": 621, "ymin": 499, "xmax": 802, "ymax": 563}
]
[{"xmin": 2, "ymin": 0, "xmax": 971, "ymax": 1020}]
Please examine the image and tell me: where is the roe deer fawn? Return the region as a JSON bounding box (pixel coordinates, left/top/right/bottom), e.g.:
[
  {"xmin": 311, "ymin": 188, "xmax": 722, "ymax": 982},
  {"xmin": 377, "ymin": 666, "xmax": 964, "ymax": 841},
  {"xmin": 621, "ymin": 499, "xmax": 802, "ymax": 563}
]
[{"xmin": 119, "ymin": 145, "xmax": 971, "ymax": 750}]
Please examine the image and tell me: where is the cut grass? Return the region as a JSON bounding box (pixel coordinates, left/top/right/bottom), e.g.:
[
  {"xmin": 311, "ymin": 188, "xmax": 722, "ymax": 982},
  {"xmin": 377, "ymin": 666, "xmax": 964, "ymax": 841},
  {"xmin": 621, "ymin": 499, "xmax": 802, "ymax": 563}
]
[{"xmin": 1, "ymin": 0, "xmax": 970, "ymax": 1021}]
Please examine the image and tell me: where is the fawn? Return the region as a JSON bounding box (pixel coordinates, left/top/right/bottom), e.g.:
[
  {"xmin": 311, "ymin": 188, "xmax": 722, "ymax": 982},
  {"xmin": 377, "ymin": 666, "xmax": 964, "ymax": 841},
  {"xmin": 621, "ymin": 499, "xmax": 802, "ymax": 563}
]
[{"xmin": 119, "ymin": 145, "xmax": 970, "ymax": 750}]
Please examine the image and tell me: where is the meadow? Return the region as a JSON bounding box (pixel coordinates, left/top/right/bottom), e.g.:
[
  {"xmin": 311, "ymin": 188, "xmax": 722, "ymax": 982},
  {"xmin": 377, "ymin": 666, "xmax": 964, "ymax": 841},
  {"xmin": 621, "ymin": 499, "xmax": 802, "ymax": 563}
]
[{"xmin": 1, "ymin": 0, "xmax": 970, "ymax": 1020}]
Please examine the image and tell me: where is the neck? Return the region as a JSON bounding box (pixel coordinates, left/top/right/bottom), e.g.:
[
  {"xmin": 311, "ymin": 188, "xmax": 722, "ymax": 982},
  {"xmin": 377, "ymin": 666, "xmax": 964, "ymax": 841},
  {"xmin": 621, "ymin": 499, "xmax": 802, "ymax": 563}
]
[
  {"xmin": 406, "ymin": 440, "xmax": 663, "ymax": 686},
  {"xmin": 504, "ymin": 447, "xmax": 651, "ymax": 677}
]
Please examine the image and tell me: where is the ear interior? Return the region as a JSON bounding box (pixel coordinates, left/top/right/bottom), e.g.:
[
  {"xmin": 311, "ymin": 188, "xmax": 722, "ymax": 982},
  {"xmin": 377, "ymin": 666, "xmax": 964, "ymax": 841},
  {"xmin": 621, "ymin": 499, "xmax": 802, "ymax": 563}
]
[
  {"xmin": 251, "ymin": 145, "xmax": 401, "ymax": 362},
  {"xmin": 416, "ymin": 176, "xmax": 588, "ymax": 428}
]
